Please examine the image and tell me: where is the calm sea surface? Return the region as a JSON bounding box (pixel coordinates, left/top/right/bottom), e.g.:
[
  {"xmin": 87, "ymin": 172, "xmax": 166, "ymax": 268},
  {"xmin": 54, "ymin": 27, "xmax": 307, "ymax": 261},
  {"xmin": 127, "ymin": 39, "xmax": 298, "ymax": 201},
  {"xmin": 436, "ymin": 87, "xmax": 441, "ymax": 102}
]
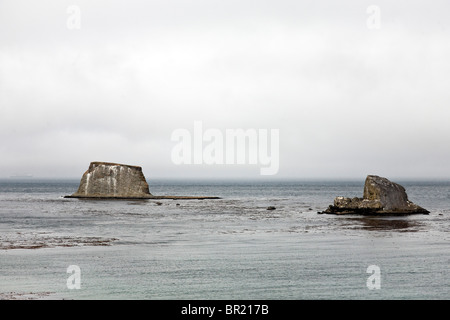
[{"xmin": 0, "ymin": 179, "xmax": 449, "ymax": 300}]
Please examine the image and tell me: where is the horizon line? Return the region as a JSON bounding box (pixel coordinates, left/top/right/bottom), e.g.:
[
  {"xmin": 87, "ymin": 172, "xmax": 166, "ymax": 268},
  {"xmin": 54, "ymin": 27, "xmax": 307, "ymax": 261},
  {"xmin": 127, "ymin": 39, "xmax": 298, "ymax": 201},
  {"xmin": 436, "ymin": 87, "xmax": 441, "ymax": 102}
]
[{"xmin": 1, "ymin": 176, "xmax": 450, "ymax": 182}]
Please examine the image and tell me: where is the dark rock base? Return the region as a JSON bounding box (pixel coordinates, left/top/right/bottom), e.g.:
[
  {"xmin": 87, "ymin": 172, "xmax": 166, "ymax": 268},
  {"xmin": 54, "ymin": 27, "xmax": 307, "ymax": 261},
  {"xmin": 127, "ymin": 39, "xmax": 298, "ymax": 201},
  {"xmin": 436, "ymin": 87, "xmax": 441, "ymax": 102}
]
[
  {"xmin": 319, "ymin": 206, "xmax": 430, "ymax": 215},
  {"xmin": 319, "ymin": 175, "xmax": 430, "ymax": 215},
  {"xmin": 64, "ymin": 195, "xmax": 221, "ymax": 200}
]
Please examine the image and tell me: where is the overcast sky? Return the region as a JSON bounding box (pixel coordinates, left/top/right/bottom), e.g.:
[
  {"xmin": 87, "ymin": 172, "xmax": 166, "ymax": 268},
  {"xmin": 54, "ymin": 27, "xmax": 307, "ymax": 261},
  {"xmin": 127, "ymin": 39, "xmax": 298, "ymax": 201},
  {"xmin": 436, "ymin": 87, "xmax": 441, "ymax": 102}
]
[{"xmin": 1, "ymin": 0, "xmax": 449, "ymax": 180}]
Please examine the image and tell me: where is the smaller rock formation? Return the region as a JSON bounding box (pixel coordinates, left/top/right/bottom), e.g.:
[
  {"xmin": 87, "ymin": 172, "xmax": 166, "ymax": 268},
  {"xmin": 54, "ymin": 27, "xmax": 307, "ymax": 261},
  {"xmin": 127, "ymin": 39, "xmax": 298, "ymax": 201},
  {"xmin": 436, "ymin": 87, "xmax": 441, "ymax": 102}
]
[{"xmin": 320, "ymin": 175, "xmax": 429, "ymax": 215}]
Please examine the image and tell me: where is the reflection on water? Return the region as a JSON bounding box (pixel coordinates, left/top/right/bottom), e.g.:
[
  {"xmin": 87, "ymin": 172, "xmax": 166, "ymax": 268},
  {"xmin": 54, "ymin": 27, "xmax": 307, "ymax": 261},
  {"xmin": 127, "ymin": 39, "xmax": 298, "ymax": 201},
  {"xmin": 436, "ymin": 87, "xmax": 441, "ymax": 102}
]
[{"xmin": 345, "ymin": 217, "xmax": 423, "ymax": 232}]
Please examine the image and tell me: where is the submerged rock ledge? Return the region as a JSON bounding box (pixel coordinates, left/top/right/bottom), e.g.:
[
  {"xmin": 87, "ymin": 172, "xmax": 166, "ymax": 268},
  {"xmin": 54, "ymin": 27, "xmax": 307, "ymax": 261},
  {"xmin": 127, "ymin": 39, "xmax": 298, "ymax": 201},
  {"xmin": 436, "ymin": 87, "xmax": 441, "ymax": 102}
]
[
  {"xmin": 319, "ymin": 175, "xmax": 429, "ymax": 215},
  {"xmin": 65, "ymin": 162, "xmax": 220, "ymax": 200}
]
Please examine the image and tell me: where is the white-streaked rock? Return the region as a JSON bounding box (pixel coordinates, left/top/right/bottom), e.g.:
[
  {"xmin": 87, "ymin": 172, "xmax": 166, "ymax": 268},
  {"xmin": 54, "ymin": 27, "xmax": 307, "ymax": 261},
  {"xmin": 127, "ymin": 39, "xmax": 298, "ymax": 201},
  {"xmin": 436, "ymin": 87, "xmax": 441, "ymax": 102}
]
[{"xmin": 70, "ymin": 162, "xmax": 152, "ymax": 198}]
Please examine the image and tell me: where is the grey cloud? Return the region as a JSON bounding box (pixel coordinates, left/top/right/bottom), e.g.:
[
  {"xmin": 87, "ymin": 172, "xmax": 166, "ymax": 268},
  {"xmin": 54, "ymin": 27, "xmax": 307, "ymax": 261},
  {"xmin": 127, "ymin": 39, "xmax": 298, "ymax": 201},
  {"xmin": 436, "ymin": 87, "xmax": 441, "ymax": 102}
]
[{"xmin": 1, "ymin": 0, "xmax": 449, "ymax": 179}]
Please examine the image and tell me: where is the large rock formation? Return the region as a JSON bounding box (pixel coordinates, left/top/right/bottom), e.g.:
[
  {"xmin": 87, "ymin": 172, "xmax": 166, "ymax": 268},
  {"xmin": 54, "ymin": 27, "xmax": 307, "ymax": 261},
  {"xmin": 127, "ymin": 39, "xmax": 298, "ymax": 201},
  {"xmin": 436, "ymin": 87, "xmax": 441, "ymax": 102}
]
[
  {"xmin": 68, "ymin": 162, "xmax": 153, "ymax": 198},
  {"xmin": 65, "ymin": 161, "xmax": 220, "ymax": 200},
  {"xmin": 320, "ymin": 175, "xmax": 429, "ymax": 215}
]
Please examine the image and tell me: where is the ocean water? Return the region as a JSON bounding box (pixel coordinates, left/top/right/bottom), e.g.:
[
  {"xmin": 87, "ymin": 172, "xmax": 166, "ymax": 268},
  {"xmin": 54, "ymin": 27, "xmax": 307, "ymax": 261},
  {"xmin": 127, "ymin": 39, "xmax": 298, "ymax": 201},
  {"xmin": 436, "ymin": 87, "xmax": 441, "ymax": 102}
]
[{"xmin": 0, "ymin": 179, "xmax": 449, "ymax": 300}]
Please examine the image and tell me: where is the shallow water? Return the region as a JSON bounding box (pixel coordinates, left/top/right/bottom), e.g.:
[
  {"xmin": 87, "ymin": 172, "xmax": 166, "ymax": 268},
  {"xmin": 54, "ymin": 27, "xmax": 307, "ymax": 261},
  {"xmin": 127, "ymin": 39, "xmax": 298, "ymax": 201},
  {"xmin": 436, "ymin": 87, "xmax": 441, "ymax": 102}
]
[{"xmin": 0, "ymin": 179, "xmax": 449, "ymax": 299}]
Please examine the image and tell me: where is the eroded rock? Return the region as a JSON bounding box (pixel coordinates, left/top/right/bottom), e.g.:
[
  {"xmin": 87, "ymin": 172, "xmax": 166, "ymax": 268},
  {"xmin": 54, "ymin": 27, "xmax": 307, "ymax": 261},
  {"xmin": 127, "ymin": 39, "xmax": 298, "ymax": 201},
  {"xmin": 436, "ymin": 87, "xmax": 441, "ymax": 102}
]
[
  {"xmin": 69, "ymin": 162, "xmax": 152, "ymax": 198},
  {"xmin": 65, "ymin": 161, "xmax": 221, "ymax": 200},
  {"xmin": 320, "ymin": 175, "xmax": 429, "ymax": 215}
]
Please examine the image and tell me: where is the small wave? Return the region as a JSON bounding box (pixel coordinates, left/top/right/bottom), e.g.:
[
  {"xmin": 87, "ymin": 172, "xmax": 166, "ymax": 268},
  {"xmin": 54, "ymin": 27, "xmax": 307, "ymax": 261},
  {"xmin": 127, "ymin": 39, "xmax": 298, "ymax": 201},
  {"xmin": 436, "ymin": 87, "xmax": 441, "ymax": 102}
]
[
  {"xmin": 0, "ymin": 291, "xmax": 55, "ymax": 300},
  {"xmin": 0, "ymin": 233, "xmax": 118, "ymax": 250}
]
